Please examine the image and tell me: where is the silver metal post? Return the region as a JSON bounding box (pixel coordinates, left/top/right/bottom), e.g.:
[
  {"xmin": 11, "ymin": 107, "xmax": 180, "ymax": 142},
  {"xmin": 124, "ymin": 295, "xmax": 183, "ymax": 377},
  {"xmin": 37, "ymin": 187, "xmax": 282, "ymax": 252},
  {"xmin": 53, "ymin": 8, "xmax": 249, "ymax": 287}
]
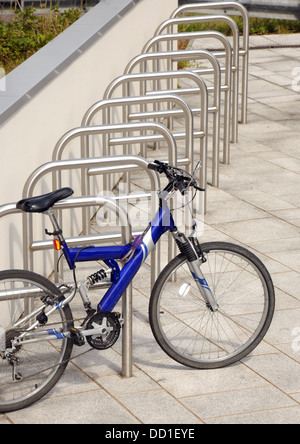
[
  {"xmin": 81, "ymin": 94, "xmax": 194, "ymax": 174},
  {"xmin": 104, "ymin": 70, "xmax": 208, "ymax": 178},
  {"xmin": 124, "ymin": 49, "xmax": 220, "ymax": 190},
  {"xmin": 52, "ymin": 122, "xmax": 177, "ymax": 228},
  {"xmin": 154, "ymin": 15, "xmax": 239, "ymax": 145},
  {"xmin": 170, "ymin": 2, "xmax": 249, "ymax": 125},
  {"xmin": 142, "ymin": 31, "xmax": 232, "ymax": 164}
]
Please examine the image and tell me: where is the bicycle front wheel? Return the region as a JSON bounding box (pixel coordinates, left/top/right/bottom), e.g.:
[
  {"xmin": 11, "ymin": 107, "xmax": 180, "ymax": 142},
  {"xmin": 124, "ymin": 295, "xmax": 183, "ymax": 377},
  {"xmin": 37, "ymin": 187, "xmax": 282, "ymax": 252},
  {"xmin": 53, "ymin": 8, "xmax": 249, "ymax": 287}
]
[
  {"xmin": 0, "ymin": 270, "xmax": 74, "ymax": 413},
  {"xmin": 149, "ymin": 242, "xmax": 275, "ymax": 369}
]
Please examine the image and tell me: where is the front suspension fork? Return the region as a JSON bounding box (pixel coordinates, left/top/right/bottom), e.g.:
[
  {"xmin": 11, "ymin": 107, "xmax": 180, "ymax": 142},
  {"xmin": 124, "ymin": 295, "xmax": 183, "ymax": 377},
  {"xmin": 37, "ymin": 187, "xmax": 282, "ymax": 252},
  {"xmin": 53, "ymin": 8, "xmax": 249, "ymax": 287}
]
[{"xmin": 173, "ymin": 232, "xmax": 219, "ymax": 312}]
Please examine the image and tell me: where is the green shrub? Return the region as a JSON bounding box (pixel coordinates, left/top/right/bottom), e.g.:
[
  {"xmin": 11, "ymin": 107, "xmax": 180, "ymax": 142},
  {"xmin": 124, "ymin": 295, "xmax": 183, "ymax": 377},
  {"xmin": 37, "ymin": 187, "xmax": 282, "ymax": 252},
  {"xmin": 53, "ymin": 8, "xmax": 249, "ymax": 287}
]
[
  {"xmin": 0, "ymin": 6, "xmax": 82, "ymax": 73},
  {"xmin": 178, "ymin": 15, "xmax": 300, "ymax": 37}
]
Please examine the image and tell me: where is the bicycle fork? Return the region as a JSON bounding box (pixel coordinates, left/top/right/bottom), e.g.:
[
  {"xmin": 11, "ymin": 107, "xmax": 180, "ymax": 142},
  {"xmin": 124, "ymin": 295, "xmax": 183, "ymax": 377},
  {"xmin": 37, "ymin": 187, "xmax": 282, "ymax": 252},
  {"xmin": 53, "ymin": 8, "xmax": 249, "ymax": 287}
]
[{"xmin": 173, "ymin": 232, "xmax": 219, "ymax": 312}]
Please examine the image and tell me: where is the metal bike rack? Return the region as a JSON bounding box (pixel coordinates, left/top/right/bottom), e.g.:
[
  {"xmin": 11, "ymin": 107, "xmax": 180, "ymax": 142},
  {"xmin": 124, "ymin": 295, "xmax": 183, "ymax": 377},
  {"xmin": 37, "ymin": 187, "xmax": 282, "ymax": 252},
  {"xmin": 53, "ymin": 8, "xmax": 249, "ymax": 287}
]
[
  {"xmin": 81, "ymin": 94, "xmax": 194, "ymax": 174},
  {"xmin": 142, "ymin": 30, "xmax": 232, "ymax": 164},
  {"xmin": 0, "ymin": 4, "xmax": 249, "ymax": 383},
  {"xmin": 79, "ymin": 95, "xmax": 195, "ymax": 249},
  {"xmin": 51, "ymin": 122, "xmax": 182, "ymax": 274},
  {"xmin": 53, "ymin": 121, "xmax": 171, "ymax": 202},
  {"xmin": 171, "ymin": 1, "xmax": 249, "ymax": 125},
  {"xmin": 53, "ymin": 122, "xmax": 177, "ymax": 177},
  {"xmin": 52, "ymin": 123, "xmax": 179, "ymax": 286},
  {"xmin": 52, "ymin": 122, "xmax": 178, "ymax": 225},
  {"xmin": 124, "ymin": 49, "xmax": 220, "ymax": 191},
  {"xmin": 0, "ymin": 193, "xmax": 134, "ymax": 378},
  {"xmin": 154, "ymin": 15, "xmax": 239, "ymax": 145},
  {"xmin": 103, "ymin": 71, "xmax": 208, "ymax": 190}
]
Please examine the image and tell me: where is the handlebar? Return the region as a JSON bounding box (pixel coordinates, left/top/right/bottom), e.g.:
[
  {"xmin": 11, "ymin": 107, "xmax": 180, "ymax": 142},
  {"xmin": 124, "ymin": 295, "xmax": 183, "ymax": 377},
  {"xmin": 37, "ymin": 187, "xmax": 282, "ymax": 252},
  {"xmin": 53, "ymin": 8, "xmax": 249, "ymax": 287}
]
[{"xmin": 148, "ymin": 160, "xmax": 205, "ymax": 195}]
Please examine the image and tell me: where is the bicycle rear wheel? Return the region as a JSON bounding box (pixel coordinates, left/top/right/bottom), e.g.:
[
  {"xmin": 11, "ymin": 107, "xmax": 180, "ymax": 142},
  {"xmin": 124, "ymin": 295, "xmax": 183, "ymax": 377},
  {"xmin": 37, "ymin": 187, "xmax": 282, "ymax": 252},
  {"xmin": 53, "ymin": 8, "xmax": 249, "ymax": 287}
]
[
  {"xmin": 0, "ymin": 270, "xmax": 73, "ymax": 413},
  {"xmin": 149, "ymin": 242, "xmax": 275, "ymax": 369}
]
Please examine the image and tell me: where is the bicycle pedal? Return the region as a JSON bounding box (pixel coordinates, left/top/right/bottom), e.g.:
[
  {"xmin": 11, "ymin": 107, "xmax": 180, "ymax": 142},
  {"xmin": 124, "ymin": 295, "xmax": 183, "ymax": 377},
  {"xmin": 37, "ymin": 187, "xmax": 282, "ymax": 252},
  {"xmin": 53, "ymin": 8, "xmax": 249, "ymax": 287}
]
[{"xmin": 70, "ymin": 328, "xmax": 85, "ymax": 347}]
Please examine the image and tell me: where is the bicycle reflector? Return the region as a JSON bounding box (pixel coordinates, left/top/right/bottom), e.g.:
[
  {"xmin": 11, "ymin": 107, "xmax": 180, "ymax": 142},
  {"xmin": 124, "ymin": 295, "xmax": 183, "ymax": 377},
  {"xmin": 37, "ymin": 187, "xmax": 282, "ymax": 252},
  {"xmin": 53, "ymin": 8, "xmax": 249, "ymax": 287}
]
[{"xmin": 53, "ymin": 239, "xmax": 61, "ymax": 251}]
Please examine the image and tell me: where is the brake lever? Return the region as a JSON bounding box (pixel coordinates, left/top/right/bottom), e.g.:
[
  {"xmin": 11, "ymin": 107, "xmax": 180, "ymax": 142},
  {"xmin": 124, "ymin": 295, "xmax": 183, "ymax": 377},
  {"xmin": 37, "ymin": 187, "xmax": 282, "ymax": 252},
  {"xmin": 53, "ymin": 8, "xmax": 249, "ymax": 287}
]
[{"xmin": 194, "ymin": 185, "xmax": 205, "ymax": 192}]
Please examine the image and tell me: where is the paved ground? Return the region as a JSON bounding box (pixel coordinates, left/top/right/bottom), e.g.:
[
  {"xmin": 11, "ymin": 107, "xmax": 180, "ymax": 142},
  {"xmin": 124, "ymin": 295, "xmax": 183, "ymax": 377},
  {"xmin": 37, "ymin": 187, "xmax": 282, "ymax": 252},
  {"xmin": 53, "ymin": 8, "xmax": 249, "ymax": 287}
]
[{"xmin": 1, "ymin": 33, "xmax": 300, "ymax": 425}]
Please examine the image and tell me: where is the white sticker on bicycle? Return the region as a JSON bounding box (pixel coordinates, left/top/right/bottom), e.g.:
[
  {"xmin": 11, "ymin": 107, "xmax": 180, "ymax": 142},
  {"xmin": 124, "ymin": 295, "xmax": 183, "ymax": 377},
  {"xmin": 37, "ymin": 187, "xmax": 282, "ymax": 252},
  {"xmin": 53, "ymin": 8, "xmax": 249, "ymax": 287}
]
[{"xmin": 179, "ymin": 283, "xmax": 190, "ymax": 298}]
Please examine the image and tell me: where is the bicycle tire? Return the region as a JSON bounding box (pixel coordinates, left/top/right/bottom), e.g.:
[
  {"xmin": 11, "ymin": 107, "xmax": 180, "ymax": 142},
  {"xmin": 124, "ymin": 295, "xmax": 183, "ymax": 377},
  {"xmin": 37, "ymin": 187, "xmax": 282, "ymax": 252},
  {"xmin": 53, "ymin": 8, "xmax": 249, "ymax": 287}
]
[
  {"xmin": 0, "ymin": 270, "xmax": 74, "ymax": 413},
  {"xmin": 149, "ymin": 242, "xmax": 275, "ymax": 369}
]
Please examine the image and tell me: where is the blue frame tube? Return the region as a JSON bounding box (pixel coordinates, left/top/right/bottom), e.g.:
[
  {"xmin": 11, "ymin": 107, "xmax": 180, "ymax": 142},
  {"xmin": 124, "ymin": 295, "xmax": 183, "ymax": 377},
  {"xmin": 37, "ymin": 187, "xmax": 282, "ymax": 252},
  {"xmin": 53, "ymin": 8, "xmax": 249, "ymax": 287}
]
[
  {"xmin": 98, "ymin": 246, "xmax": 145, "ymax": 312},
  {"xmin": 99, "ymin": 202, "xmax": 176, "ymax": 312},
  {"xmin": 60, "ymin": 200, "xmax": 177, "ymax": 313},
  {"xmin": 68, "ymin": 245, "xmax": 131, "ymax": 264}
]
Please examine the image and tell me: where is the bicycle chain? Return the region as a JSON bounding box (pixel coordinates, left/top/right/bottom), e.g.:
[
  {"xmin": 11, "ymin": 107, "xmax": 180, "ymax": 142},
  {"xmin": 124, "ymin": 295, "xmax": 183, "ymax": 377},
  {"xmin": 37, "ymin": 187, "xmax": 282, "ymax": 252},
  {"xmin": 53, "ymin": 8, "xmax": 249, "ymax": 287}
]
[{"xmin": 3, "ymin": 346, "xmax": 95, "ymax": 385}]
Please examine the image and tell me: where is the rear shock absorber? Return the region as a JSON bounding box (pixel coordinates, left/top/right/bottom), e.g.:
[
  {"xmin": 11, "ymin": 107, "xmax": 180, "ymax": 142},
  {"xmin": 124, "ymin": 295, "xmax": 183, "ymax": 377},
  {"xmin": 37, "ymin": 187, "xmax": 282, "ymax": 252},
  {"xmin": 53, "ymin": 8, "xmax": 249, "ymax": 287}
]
[{"xmin": 87, "ymin": 269, "xmax": 110, "ymax": 286}]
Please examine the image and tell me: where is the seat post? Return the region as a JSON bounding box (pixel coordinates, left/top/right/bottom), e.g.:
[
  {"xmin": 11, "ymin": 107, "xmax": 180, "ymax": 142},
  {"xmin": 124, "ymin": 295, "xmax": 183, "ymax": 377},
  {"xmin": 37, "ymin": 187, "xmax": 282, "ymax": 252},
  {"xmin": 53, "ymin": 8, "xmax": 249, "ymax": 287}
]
[
  {"xmin": 45, "ymin": 207, "xmax": 75, "ymax": 270},
  {"xmin": 45, "ymin": 208, "xmax": 65, "ymax": 243}
]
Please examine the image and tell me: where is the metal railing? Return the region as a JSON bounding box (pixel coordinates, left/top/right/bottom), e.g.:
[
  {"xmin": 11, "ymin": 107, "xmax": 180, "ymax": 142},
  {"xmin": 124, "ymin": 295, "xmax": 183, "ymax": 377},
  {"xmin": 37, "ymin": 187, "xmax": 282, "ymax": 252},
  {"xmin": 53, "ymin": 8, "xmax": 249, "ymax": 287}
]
[
  {"xmin": 154, "ymin": 15, "xmax": 239, "ymax": 144},
  {"xmin": 78, "ymin": 95, "xmax": 195, "ymax": 242},
  {"xmin": 124, "ymin": 49, "xmax": 221, "ymax": 190},
  {"xmin": 51, "ymin": 121, "xmax": 184, "ymax": 272},
  {"xmin": 81, "ymin": 94, "xmax": 194, "ymax": 173},
  {"xmin": 171, "ymin": 1, "xmax": 249, "ymax": 125},
  {"xmin": 103, "ymin": 71, "xmax": 208, "ymax": 192},
  {"xmin": 142, "ymin": 30, "xmax": 232, "ymax": 164}
]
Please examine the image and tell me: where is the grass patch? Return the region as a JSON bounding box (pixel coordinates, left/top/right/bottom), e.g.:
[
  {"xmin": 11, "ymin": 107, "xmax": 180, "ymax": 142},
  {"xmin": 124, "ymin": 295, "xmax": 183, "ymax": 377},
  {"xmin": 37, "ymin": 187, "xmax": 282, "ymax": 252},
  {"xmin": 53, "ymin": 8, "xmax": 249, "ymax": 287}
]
[
  {"xmin": 178, "ymin": 15, "xmax": 300, "ymax": 37},
  {"xmin": 0, "ymin": 6, "xmax": 83, "ymax": 74}
]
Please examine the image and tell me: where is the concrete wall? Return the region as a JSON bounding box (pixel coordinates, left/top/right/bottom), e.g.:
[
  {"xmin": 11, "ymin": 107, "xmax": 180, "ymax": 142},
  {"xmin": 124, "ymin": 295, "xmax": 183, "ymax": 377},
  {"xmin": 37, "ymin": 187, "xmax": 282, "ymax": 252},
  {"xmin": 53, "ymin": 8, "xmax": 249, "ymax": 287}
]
[{"xmin": 0, "ymin": 0, "xmax": 178, "ymax": 273}]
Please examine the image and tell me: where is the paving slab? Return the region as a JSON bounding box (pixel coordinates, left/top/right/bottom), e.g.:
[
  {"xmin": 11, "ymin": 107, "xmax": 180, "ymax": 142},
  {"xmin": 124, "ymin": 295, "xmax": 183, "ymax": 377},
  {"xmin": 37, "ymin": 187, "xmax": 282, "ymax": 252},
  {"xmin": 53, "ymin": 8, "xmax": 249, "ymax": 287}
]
[
  {"xmin": 205, "ymin": 406, "xmax": 300, "ymax": 425},
  {"xmin": 181, "ymin": 386, "xmax": 297, "ymax": 421}
]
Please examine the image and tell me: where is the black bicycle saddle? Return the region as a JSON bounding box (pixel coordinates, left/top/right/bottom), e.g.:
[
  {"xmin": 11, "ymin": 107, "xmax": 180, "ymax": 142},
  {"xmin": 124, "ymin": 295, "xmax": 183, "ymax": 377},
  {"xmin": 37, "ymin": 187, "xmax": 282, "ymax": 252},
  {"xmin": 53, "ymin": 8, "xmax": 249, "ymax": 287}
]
[{"xmin": 16, "ymin": 188, "xmax": 74, "ymax": 213}]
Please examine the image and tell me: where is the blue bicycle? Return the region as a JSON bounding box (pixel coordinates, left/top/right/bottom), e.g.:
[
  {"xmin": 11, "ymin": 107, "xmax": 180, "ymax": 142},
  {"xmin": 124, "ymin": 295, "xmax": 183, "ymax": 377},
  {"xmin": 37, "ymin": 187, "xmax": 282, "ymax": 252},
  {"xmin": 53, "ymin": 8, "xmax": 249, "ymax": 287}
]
[{"xmin": 0, "ymin": 161, "xmax": 275, "ymax": 412}]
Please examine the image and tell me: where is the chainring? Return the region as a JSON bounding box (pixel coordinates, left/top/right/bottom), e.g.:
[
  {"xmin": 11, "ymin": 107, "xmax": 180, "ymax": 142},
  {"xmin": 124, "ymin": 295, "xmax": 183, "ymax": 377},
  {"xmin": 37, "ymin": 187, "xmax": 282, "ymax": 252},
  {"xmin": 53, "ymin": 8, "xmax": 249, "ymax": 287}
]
[{"xmin": 86, "ymin": 312, "xmax": 121, "ymax": 350}]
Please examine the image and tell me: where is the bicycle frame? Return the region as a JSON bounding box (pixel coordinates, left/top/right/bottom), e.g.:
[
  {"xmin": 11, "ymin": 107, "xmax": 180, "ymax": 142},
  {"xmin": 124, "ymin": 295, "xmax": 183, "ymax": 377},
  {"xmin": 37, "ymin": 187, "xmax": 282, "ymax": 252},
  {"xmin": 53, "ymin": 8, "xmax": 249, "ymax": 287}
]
[
  {"xmin": 56, "ymin": 197, "xmax": 177, "ymax": 313},
  {"xmin": 45, "ymin": 184, "xmax": 218, "ymax": 316}
]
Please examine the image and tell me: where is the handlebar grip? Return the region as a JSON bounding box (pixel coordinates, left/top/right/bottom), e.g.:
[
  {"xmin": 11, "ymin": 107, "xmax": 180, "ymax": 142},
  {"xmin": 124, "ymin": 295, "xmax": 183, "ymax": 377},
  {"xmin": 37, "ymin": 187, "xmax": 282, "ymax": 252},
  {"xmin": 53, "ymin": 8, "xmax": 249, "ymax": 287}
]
[
  {"xmin": 148, "ymin": 163, "xmax": 159, "ymax": 172},
  {"xmin": 177, "ymin": 180, "xmax": 186, "ymax": 194},
  {"xmin": 148, "ymin": 161, "xmax": 167, "ymax": 174}
]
